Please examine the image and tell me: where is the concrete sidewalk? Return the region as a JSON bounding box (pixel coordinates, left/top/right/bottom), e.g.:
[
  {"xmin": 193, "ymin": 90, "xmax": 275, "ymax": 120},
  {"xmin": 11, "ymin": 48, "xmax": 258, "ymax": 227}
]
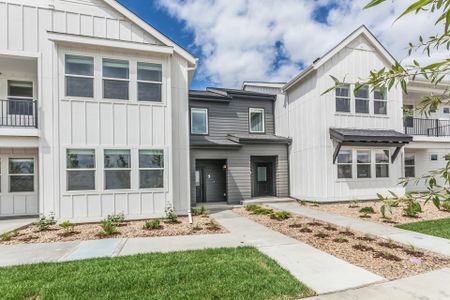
[
  {"xmin": 268, "ymin": 202, "xmax": 450, "ymax": 257},
  {"xmin": 213, "ymin": 210, "xmax": 384, "ymax": 294},
  {"xmin": 0, "ymin": 218, "xmax": 36, "ymax": 235},
  {"xmin": 306, "ymin": 268, "xmax": 450, "ymax": 300}
]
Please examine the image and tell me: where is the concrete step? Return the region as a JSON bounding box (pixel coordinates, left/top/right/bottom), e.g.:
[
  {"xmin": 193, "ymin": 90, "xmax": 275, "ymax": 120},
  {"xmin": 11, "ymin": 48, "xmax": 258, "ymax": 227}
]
[{"xmin": 241, "ymin": 197, "xmax": 296, "ymax": 205}]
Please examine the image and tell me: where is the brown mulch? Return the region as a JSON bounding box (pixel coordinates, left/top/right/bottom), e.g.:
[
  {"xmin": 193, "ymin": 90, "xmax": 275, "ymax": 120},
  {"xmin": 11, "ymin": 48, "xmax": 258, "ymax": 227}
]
[
  {"xmin": 235, "ymin": 207, "xmax": 450, "ymax": 280},
  {"xmin": 0, "ymin": 215, "xmax": 226, "ymax": 245}
]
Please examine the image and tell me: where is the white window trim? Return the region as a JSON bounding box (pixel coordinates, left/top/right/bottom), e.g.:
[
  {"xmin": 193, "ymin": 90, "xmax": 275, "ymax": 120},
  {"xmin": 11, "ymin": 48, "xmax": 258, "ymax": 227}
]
[
  {"xmin": 336, "ymin": 148, "xmax": 392, "ymax": 181},
  {"xmin": 354, "ymin": 86, "xmax": 370, "ymax": 115},
  {"xmin": 373, "ymin": 87, "xmax": 388, "ymax": 115},
  {"xmin": 337, "ymin": 149, "xmax": 353, "ymax": 179},
  {"xmin": 66, "ymin": 149, "xmax": 96, "ymax": 192},
  {"xmin": 375, "ymin": 149, "xmax": 390, "ymax": 178},
  {"xmin": 138, "ymin": 149, "xmax": 165, "ymax": 190},
  {"xmin": 430, "ymin": 154, "xmax": 439, "ymax": 161},
  {"xmin": 356, "ymin": 149, "xmax": 371, "ymax": 178},
  {"xmin": 102, "ymin": 58, "xmax": 130, "ymax": 101},
  {"xmin": 64, "ymin": 54, "xmax": 95, "ymax": 99},
  {"xmin": 249, "ymin": 107, "xmax": 265, "ymax": 133},
  {"xmin": 103, "ymin": 149, "xmax": 132, "ymax": 191},
  {"xmin": 8, "ymin": 157, "xmax": 35, "ymax": 194},
  {"xmin": 137, "ymin": 62, "xmax": 163, "ymax": 102},
  {"xmin": 190, "ymin": 108, "xmax": 209, "ymax": 135},
  {"xmin": 404, "ymin": 153, "xmax": 416, "ymax": 178},
  {"xmin": 335, "ymin": 84, "xmax": 351, "ymax": 113}
]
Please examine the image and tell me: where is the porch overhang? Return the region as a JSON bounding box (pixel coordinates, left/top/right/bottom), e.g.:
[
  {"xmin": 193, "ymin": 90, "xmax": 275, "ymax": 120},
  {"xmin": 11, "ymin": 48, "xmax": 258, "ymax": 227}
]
[{"xmin": 330, "ymin": 128, "xmax": 413, "ymax": 164}]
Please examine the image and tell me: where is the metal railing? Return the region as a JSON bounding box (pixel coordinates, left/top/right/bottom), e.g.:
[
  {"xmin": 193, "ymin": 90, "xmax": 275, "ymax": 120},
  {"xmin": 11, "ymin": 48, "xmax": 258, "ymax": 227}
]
[
  {"xmin": 404, "ymin": 117, "xmax": 450, "ymax": 137},
  {"xmin": 0, "ymin": 99, "xmax": 38, "ymax": 128}
]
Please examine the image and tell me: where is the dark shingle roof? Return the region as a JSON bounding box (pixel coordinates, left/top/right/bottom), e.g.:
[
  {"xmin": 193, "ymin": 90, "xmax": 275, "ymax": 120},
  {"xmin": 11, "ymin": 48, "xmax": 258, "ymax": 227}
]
[
  {"xmin": 330, "ymin": 128, "xmax": 412, "ymax": 143},
  {"xmin": 227, "ymin": 134, "xmax": 291, "ymax": 144},
  {"xmin": 189, "ymin": 87, "xmax": 275, "ymax": 102}
]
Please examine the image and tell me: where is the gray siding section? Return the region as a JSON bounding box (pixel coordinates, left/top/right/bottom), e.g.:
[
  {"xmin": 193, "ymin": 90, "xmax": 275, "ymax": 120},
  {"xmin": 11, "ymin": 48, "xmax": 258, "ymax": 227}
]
[
  {"xmin": 190, "ymin": 97, "xmax": 275, "ymax": 142},
  {"xmin": 190, "ymin": 144, "xmax": 289, "ymax": 204}
]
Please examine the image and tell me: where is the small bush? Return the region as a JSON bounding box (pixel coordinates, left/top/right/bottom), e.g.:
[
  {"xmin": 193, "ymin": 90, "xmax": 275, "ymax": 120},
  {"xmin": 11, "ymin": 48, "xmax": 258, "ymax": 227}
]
[
  {"xmin": 441, "ymin": 201, "xmax": 450, "ymax": 212},
  {"xmin": 145, "ymin": 219, "xmax": 161, "ymax": 230},
  {"xmin": 36, "ymin": 213, "xmax": 56, "ymax": 231},
  {"xmin": 59, "ymin": 221, "xmax": 75, "ymax": 234},
  {"xmin": 206, "ymin": 220, "xmax": 221, "ymax": 231},
  {"xmin": 100, "ymin": 219, "xmax": 119, "ymax": 236},
  {"xmin": 106, "ymin": 212, "xmax": 125, "ymax": 224},
  {"xmin": 270, "ymin": 211, "xmax": 291, "ymax": 221},
  {"xmin": 245, "ymin": 204, "xmax": 260, "ymax": 212},
  {"xmin": 0, "ymin": 231, "xmax": 18, "ymax": 242},
  {"xmin": 245, "ymin": 205, "xmax": 273, "ymax": 215},
  {"xmin": 192, "ymin": 223, "xmax": 203, "ymax": 231},
  {"xmin": 165, "ymin": 207, "xmax": 178, "ymax": 223},
  {"xmin": 359, "ymin": 207, "xmax": 375, "ymax": 215},
  {"xmin": 403, "ymin": 201, "xmax": 422, "ymax": 217}
]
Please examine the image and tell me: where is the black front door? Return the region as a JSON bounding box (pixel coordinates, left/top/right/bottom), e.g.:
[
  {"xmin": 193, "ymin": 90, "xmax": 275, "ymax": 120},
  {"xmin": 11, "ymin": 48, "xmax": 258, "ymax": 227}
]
[
  {"xmin": 195, "ymin": 160, "xmax": 227, "ymax": 203},
  {"xmin": 252, "ymin": 158, "xmax": 275, "ymax": 197}
]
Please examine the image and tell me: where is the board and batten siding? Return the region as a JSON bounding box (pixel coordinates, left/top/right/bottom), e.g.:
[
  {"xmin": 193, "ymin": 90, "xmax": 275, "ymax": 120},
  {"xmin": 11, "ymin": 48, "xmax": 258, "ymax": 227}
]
[
  {"xmin": 190, "ymin": 145, "xmax": 289, "ymax": 204},
  {"xmin": 0, "ymin": 0, "xmax": 191, "ymax": 220},
  {"xmin": 283, "ymin": 34, "xmax": 405, "ymax": 202}
]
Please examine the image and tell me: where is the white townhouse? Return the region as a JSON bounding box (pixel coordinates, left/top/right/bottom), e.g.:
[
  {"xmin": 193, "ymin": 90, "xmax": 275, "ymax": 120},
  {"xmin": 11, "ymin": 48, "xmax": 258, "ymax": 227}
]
[
  {"xmin": 245, "ymin": 26, "xmax": 450, "ymax": 203},
  {"xmin": 0, "ymin": 0, "xmax": 196, "ymax": 221}
]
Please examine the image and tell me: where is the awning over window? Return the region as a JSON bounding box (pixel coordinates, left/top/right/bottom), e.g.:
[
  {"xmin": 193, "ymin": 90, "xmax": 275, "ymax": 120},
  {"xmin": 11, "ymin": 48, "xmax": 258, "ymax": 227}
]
[{"xmin": 330, "ymin": 128, "xmax": 412, "ymax": 164}]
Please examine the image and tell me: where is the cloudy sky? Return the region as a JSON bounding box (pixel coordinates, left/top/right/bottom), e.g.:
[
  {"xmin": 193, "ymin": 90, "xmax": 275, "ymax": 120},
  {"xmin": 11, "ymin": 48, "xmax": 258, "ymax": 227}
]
[{"xmin": 118, "ymin": 0, "xmax": 442, "ymax": 89}]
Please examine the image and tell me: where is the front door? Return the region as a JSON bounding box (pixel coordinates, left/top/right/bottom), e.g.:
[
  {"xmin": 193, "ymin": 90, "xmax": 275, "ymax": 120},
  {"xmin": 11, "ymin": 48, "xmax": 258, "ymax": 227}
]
[
  {"xmin": 195, "ymin": 160, "xmax": 227, "ymax": 203},
  {"xmin": 252, "ymin": 158, "xmax": 275, "ymax": 197}
]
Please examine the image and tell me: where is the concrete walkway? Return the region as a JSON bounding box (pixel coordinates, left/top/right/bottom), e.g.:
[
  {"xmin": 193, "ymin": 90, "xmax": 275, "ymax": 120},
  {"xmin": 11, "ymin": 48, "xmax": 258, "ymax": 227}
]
[
  {"xmin": 268, "ymin": 202, "xmax": 450, "ymax": 257},
  {"xmin": 0, "ymin": 218, "xmax": 36, "ymax": 235},
  {"xmin": 306, "ymin": 267, "xmax": 450, "ymax": 300}
]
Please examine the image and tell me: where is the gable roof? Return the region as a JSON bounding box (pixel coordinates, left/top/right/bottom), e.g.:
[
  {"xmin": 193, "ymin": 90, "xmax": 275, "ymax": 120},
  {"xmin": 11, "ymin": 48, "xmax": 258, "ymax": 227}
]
[
  {"xmin": 189, "ymin": 87, "xmax": 276, "ymax": 102},
  {"xmin": 102, "ymin": 0, "xmax": 197, "ymax": 67},
  {"xmin": 283, "ymin": 25, "xmax": 398, "ymax": 91}
]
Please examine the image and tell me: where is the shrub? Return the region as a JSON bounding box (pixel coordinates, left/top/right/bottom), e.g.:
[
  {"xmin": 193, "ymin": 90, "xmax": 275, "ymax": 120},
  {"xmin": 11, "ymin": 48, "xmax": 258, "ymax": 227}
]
[
  {"xmin": 245, "ymin": 205, "xmax": 273, "ymax": 215},
  {"xmin": 145, "ymin": 219, "xmax": 161, "ymax": 230},
  {"xmin": 206, "ymin": 220, "xmax": 220, "ymax": 231},
  {"xmin": 192, "ymin": 223, "xmax": 202, "ymax": 231},
  {"xmin": 0, "ymin": 231, "xmax": 18, "ymax": 242},
  {"xmin": 441, "ymin": 201, "xmax": 450, "ymax": 212},
  {"xmin": 245, "ymin": 204, "xmax": 260, "ymax": 212},
  {"xmin": 59, "ymin": 221, "xmax": 75, "ymax": 234},
  {"xmin": 36, "ymin": 213, "xmax": 56, "ymax": 231},
  {"xmin": 106, "ymin": 212, "xmax": 125, "ymax": 224},
  {"xmin": 270, "ymin": 211, "xmax": 291, "ymax": 221},
  {"xmin": 403, "ymin": 201, "xmax": 422, "ymax": 217},
  {"xmin": 165, "ymin": 207, "xmax": 178, "ymax": 223},
  {"xmin": 359, "ymin": 207, "xmax": 375, "ymax": 215},
  {"xmin": 100, "ymin": 219, "xmax": 119, "ymax": 236}
]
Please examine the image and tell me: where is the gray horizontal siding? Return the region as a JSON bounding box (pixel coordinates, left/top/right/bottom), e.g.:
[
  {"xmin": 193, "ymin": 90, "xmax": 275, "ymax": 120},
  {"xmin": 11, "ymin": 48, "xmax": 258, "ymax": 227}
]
[{"xmin": 190, "ymin": 144, "xmax": 289, "ymax": 204}]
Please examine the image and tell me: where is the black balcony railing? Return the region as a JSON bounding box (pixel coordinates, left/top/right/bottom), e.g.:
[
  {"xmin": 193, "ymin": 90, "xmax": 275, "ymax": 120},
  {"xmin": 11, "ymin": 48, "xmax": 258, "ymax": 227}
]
[
  {"xmin": 404, "ymin": 117, "xmax": 450, "ymax": 137},
  {"xmin": 0, "ymin": 99, "xmax": 38, "ymax": 128}
]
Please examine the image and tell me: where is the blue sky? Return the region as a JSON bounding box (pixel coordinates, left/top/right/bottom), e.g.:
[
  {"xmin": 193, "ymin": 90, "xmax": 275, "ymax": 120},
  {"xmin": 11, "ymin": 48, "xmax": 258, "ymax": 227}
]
[{"xmin": 117, "ymin": 0, "xmax": 439, "ymax": 90}]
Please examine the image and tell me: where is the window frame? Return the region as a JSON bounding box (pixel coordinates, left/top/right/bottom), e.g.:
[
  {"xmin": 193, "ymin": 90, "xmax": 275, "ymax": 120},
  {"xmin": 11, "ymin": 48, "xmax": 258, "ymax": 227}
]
[
  {"xmin": 7, "ymin": 80, "xmax": 34, "ymax": 116},
  {"xmin": 102, "ymin": 58, "xmax": 130, "ymax": 101},
  {"xmin": 404, "ymin": 153, "xmax": 416, "ymax": 178},
  {"xmin": 137, "ymin": 62, "xmax": 163, "ymax": 102},
  {"xmin": 375, "ymin": 149, "xmax": 390, "ymax": 178},
  {"xmin": 354, "ymin": 85, "xmax": 370, "ymax": 114},
  {"xmin": 249, "ymin": 107, "xmax": 265, "ymax": 134},
  {"xmin": 373, "ymin": 87, "xmax": 388, "ymax": 115},
  {"xmin": 8, "ymin": 157, "xmax": 35, "ymax": 193},
  {"xmin": 64, "ymin": 54, "xmax": 95, "ymax": 98},
  {"xmin": 103, "ymin": 149, "xmax": 132, "ymax": 191},
  {"xmin": 190, "ymin": 107, "xmax": 209, "ymax": 135},
  {"xmin": 337, "ymin": 149, "xmax": 353, "ymax": 179},
  {"xmin": 335, "ymin": 84, "xmax": 351, "ymax": 113},
  {"xmin": 431, "ymin": 154, "xmax": 438, "ymax": 161},
  {"xmin": 139, "ymin": 149, "xmax": 165, "ymax": 190},
  {"xmin": 356, "ymin": 149, "xmax": 372, "ymax": 178},
  {"xmin": 66, "ymin": 149, "xmax": 96, "ymax": 192}
]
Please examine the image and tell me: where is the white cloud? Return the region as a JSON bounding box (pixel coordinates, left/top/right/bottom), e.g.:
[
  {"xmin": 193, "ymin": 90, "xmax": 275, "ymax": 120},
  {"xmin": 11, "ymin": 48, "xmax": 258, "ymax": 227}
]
[{"xmin": 158, "ymin": 0, "xmax": 444, "ymax": 88}]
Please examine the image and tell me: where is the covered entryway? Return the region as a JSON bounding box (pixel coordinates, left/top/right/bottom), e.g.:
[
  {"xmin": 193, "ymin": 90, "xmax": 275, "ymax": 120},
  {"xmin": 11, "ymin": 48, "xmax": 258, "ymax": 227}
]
[
  {"xmin": 195, "ymin": 159, "xmax": 227, "ymax": 203},
  {"xmin": 251, "ymin": 156, "xmax": 276, "ymax": 197}
]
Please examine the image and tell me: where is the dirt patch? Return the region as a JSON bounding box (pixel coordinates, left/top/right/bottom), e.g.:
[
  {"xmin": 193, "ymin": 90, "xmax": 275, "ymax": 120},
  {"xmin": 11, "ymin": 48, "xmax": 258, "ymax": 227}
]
[
  {"xmin": 234, "ymin": 207, "xmax": 450, "ymax": 280},
  {"xmin": 0, "ymin": 216, "xmax": 226, "ymax": 245}
]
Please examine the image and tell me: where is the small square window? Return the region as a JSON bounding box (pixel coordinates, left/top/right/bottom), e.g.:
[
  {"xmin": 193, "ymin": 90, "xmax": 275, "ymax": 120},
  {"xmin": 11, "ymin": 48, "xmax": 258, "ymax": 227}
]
[
  {"xmin": 431, "ymin": 154, "xmax": 438, "ymax": 161},
  {"xmin": 444, "ymin": 107, "xmax": 449, "ymax": 114}
]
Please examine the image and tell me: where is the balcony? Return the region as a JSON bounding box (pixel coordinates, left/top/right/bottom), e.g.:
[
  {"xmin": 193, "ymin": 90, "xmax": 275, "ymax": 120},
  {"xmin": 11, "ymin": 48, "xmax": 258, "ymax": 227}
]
[
  {"xmin": 0, "ymin": 99, "xmax": 38, "ymax": 128},
  {"xmin": 404, "ymin": 117, "xmax": 450, "ymax": 137}
]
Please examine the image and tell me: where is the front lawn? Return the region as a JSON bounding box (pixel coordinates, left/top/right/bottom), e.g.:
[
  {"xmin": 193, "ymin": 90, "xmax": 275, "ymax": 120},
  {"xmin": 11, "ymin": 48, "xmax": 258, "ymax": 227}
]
[
  {"xmin": 0, "ymin": 247, "xmax": 313, "ymax": 300},
  {"xmin": 396, "ymin": 218, "xmax": 450, "ymax": 240}
]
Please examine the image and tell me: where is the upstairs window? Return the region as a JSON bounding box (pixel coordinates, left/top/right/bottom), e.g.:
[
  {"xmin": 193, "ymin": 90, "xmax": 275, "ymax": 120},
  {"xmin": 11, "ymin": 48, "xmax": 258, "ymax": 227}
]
[
  {"xmin": 337, "ymin": 150, "xmax": 352, "ymax": 179},
  {"xmin": 357, "ymin": 150, "xmax": 371, "ymax": 178},
  {"xmin": 67, "ymin": 149, "xmax": 96, "ymax": 191},
  {"xmin": 375, "ymin": 150, "xmax": 389, "ymax": 178},
  {"xmin": 374, "ymin": 87, "xmax": 387, "ymax": 115},
  {"xmin": 7, "ymin": 80, "xmax": 34, "ymax": 116},
  {"xmin": 191, "ymin": 108, "xmax": 208, "ymax": 135},
  {"xmin": 104, "ymin": 149, "xmax": 131, "ymax": 190},
  {"xmin": 65, "ymin": 55, "xmax": 94, "ymax": 98},
  {"xmin": 137, "ymin": 62, "xmax": 162, "ymax": 102},
  {"xmin": 405, "ymin": 153, "xmax": 415, "ymax": 178},
  {"xmin": 335, "ymin": 84, "xmax": 350, "ymax": 113},
  {"xmin": 249, "ymin": 108, "xmax": 265, "ymax": 133},
  {"xmin": 355, "ymin": 86, "xmax": 369, "ymax": 114},
  {"xmin": 103, "ymin": 59, "xmax": 129, "ymax": 100}
]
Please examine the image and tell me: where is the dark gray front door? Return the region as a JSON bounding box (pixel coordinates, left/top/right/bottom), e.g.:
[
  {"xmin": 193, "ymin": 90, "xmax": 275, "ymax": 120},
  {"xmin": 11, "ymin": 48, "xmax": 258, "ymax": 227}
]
[
  {"xmin": 252, "ymin": 157, "xmax": 276, "ymax": 197},
  {"xmin": 195, "ymin": 160, "xmax": 227, "ymax": 203}
]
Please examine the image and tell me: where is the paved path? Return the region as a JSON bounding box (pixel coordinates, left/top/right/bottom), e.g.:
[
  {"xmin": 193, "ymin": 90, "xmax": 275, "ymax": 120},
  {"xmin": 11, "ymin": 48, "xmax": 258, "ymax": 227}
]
[
  {"xmin": 268, "ymin": 202, "xmax": 450, "ymax": 257},
  {"xmin": 0, "ymin": 218, "xmax": 36, "ymax": 235},
  {"xmin": 213, "ymin": 210, "xmax": 384, "ymax": 294},
  {"xmin": 306, "ymin": 268, "xmax": 450, "ymax": 300}
]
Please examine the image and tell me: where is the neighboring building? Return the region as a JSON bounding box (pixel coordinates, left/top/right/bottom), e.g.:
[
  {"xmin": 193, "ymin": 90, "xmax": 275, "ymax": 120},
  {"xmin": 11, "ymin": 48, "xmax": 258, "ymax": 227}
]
[
  {"xmin": 189, "ymin": 88, "xmax": 290, "ymax": 205},
  {"xmin": 0, "ymin": 0, "xmax": 196, "ymax": 221}
]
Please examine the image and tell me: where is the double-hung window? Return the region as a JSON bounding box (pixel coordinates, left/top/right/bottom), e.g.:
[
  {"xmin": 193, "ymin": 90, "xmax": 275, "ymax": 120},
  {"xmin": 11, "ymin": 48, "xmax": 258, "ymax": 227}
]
[
  {"xmin": 9, "ymin": 158, "xmax": 34, "ymax": 193},
  {"xmin": 336, "ymin": 84, "xmax": 351, "ymax": 113},
  {"xmin": 191, "ymin": 108, "xmax": 208, "ymax": 135},
  {"xmin": 337, "ymin": 150, "xmax": 352, "ymax": 179},
  {"xmin": 65, "ymin": 55, "xmax": 94, "ymax": 98},
  {"xmin": 137, "ymin": 62, "xmax": 162, "ymax": 102},
  {"xmin": 355, "ymin": 86, "xmax": 370, "ymax": 114},
  {"xmin": 375, "ymin": 150, "xmax": 389, "ymax": 178},
  {"xmin": 357, "ymin": 150, "xmax": 371, "ymax": 178},
  {"xmin": 103, "ymin": 59, "xmax": 129, "ymax": 100},
  {"xmin": 104, "ymin": 150, "xmax": 131, "ymax": 190},
  {"xmin": 67, "ymin": 149, "xmax": 96, "ymax": 191},
  {"xmin": 139, "ymin": 150, "xmax": 164, "ymax": 188},
  {"xmin": 374, "ymin": 87, "xmax": 387, "ymax": 115},
  {"xmin": 249, "ymin": 108, "xmax": 265, "ymax": 133},
  {"xmin": 404, "ymin": 153, "xmax": 415, "ymax": 178},
  {"xmin": 7, "ymin": 80, "xmax": 34, "ymax": 116}
]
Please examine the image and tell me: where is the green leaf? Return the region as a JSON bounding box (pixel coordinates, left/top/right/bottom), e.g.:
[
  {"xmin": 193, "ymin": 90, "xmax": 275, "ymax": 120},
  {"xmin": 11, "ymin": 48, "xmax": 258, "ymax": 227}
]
[
  {"xmin": 396, "ymin": 0, "xmax": 434, "ymax": 22},
  {"xmin": 364, "ymin": 0, "xmax": 388, "ymax": 9}
]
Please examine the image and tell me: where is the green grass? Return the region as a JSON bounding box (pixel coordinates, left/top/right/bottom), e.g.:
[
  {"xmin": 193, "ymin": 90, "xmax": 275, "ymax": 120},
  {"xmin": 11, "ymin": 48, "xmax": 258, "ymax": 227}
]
[
  {"xmin": 396, "ymin": 218, "xmax": 450, "ymax": 240},
  {"xmin": 0, "ymin": 247, "xmax": 313, "ymax": 300}
]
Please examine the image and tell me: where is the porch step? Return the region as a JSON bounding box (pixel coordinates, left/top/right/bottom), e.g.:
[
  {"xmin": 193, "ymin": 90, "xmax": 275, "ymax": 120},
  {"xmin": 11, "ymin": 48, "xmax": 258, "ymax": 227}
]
[
  {"xmin": 241, "ymin": 197, "xmax": 296, "ymax": 205},
  {"xmin": 194, "ymin": 202, "xmax": 241, "ymax": 214}
]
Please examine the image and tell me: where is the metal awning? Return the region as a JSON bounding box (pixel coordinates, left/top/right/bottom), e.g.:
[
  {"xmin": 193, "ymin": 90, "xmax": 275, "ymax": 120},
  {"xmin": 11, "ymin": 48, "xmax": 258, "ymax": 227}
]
[{"xmin": 330, "ymin": 128, "xmax": 412, "ymax": 164}]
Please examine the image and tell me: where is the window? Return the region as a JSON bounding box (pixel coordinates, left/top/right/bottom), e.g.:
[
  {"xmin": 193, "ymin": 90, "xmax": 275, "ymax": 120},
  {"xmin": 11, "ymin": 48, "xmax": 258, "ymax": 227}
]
[
  {"xmin": 139, "ymin": 150, "xmax": 164, "ymax": 188},
  {"xmin": 67, "ymin": 149, "xmax": 95, "ymax": 191},
  {"xmin": 374, "ymin": 87, "xmax": 387, "ymax": 115},
  {"xmin": 103, "ymin": 59, "xmax": 129, "ymax": 100},
  {"xmin": 445, "ymin": 154, "xmax": 450, "ymax": 161},
  {"xmin": 7, "ymin": 80, "xmax": 34, "ymax": 116},
  {"xmin": 336, "ymin": 84, "xmax": 351, "ymax": 113},
  {"xmin": 337, "ymin": 150, "xmax": 352, "ymax": 179},
  {"xmin": 431, "ymin": 154, "xmax": 438, "ymax": 161},
  {"xmin": 257, "ymin": 167, "xmax": 267, "ymax": 182},
  {"xmin": 357, "ymin": 150, "xmax": 371, "ymax": 178},
  {"xmin": 137, "ymin": 62, "xmax": 162, "ymax": 102},
  {"xmin": 355, "ymin": 86, "xmax": 370, "ymax": 114},
  {"xmin": 9, "ymin": 158, "xmax": 34, "ymax": 192},
  {"xmin": 249, "ymin": 108, "xmax": 265, "ymax": 133},
  {"xmin": 191, "ymin": 108, "xmax": 208, "ymax": 134},
  {"xmin": 429, "ymin": 107, "xmax": 437, "ymax": 113},
  {"xmin": 444, "ymin": 107, "xmax": 450, "ymax": 114},
  {"xmin": 405, "ymin": 153, "xmax": 415, "ymax": 178},
  {"xmin": 104, "ymin": 150, "xmax": 131, "ymax": 190},
  {"xmin": 375, "ymin": 150, "xmax": 389, "ymax": 178},
  {"xmin": 65, "ymin": 55, "xmax": 94, "ymax": 97}
]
